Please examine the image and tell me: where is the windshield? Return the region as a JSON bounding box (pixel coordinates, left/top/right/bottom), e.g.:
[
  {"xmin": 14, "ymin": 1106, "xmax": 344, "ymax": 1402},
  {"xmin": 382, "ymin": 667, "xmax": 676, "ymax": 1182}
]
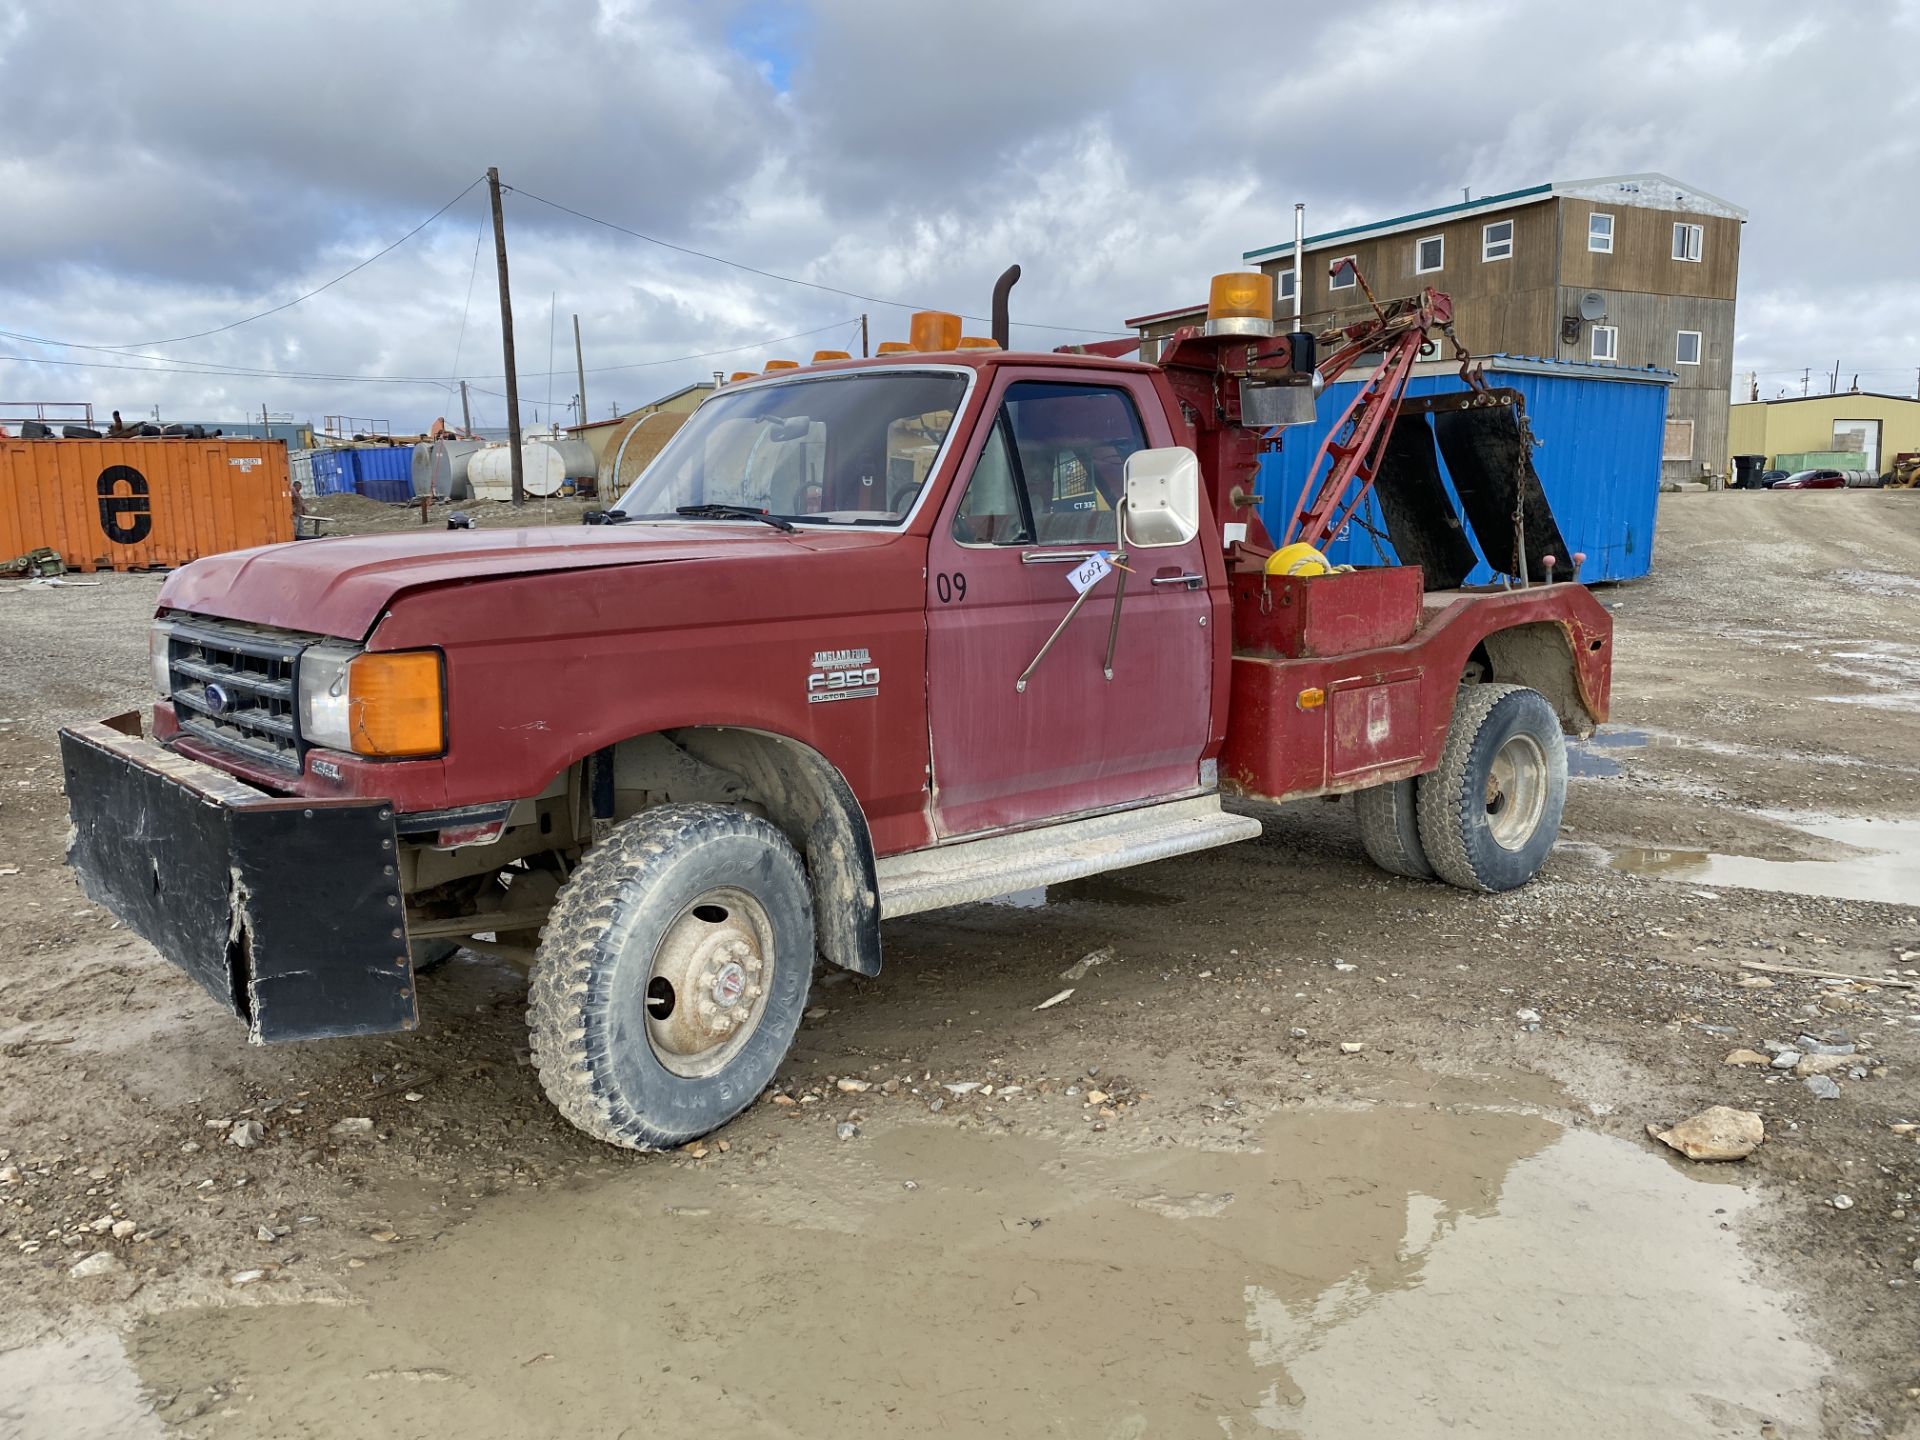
[{"xmin": 612, "ymin": 370, "xmax": 970, "ymax": 526}]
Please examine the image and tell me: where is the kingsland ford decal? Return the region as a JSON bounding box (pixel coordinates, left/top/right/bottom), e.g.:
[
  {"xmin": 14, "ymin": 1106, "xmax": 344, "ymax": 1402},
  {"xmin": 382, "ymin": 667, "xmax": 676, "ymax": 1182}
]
[{"xmin": 807, "ymin": 647, "xmax": 879, "ymax": 704}]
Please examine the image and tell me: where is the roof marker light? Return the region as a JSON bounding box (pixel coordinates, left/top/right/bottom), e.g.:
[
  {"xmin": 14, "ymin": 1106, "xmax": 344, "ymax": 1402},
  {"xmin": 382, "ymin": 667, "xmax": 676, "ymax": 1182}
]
[{"xmin": 909, "ymin": 311, "xmax": 963, "ymax": 352}]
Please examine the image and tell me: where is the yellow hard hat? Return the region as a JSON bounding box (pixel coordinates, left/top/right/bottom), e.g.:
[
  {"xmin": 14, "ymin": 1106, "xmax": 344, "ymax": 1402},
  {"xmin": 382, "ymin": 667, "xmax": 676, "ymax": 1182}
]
[{"xmin": 1266, "ymin": 542, "xmax": 1331, "ymax": 577}]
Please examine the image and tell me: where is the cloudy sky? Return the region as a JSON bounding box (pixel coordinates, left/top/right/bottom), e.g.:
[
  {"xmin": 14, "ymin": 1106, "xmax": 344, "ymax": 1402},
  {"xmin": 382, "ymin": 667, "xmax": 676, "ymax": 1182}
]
[{"xmin": 2, "ymin": 0, "xmax": 1915, "ymax": 431}]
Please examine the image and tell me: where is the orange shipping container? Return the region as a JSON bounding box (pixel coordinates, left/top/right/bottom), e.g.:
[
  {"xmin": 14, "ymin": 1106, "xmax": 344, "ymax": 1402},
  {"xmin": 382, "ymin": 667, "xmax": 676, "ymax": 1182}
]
[{"xmin": 0, "ymin": 438, "xmax": 293, "ymax": 572}]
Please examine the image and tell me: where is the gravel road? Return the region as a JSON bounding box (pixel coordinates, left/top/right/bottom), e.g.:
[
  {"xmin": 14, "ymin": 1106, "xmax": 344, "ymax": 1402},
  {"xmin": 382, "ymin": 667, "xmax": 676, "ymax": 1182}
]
[{"xmin": 1, "ymin": 490, "xmax": 1917, "ymax": 1438}]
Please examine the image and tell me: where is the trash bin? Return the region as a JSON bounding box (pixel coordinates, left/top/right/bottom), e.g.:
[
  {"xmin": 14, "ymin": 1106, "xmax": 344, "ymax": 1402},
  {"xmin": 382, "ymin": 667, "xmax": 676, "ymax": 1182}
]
[{"xmin": 1732, "ymin": 455, "xmax": 1766, "ymax": 489}]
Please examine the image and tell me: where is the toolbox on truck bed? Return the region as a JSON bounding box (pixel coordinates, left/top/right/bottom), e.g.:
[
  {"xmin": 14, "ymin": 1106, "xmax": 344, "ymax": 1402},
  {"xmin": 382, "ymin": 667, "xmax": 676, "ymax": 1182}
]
[{"xmin": 58, "ymin": 719, "xmax": 417, "ymax": 1043}]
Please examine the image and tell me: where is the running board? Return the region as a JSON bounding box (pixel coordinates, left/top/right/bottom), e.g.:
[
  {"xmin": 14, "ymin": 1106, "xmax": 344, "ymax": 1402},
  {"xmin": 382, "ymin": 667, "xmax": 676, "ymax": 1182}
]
[{"xmin": 876, "ymin": 795, "xmax": 1262, "ymax": 918}]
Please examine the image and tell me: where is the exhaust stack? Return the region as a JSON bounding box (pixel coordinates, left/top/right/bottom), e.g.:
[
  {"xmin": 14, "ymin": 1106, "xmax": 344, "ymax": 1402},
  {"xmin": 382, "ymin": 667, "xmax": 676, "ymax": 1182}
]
[{"xmin": 991, "ymin": 265, "xmax": 1022, "ymax": 349}]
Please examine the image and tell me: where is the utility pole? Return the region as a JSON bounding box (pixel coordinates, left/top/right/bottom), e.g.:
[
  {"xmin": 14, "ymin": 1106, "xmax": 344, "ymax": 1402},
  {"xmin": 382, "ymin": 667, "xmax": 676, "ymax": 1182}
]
[
  {"xmin": 573, "ymin": 314, "xmax": 587, "ymax": 427},
  {"xmin": 487, "ymin": 166, "xmax": 525, "ymax": 506},
  {"xmin": 459, "ymin": 380, "xmax": 473, "ymax": 435},
  {"xmin": 1802, "ymin": 368, "xmax": 1810, "ymax": 397},
  {"xmin": 860, "ymin": 314, "xmax": 869, "ymax": 358}
]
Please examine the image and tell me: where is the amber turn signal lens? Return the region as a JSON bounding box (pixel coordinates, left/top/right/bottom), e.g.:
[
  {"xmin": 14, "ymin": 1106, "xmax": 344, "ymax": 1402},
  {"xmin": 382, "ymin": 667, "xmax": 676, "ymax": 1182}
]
[
  {"xmin": 956, "ymin": 336, "xmax": 1001, "ymax": 350},
  {"xmin": 909, "ymin": 310, "xmax": 963, "ymax": 352},
  {"xmin": 349, "ymin": 651, "xmax": 444, "ymax": 757},
  {"xmin": 727, "ymin": 371, "xmax": 755, "ymax": 382},
  {"xmin": 763, "ymin": 359, "xmax": 799, "ymax": 372},
  {"xmin": 875, "ymin": 341, "xmax": 912, "ymax": 355},
  {"xmin": 811, "ymin": 349, "xmax": 851, "ymax": 362},
  {"xmin": 1207, "ymin": 272, "xmax": 1274, "ymax": 324},
  {"xmin": 1296, "ymin": 686, "xmax": 1326, "ymax": 711}
]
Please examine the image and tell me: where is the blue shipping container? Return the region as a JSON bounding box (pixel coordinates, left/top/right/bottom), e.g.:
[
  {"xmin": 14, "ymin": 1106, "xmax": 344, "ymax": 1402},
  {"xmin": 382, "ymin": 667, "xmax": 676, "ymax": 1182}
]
[
  {"xmin": 1256, "ymin": 356, "xmax": 1674, "ymax": 584},
  {"xmin": 348, "ymin": 447, "xmax": 414, "ymax": 504},
  {"xmin": 308, "ymin": 449, "xmax": 354, "ymax": 496}
]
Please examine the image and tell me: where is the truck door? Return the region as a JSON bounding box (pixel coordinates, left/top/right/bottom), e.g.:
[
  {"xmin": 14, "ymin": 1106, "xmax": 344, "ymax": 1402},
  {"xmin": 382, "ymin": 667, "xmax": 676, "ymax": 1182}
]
[{"xmin": 925, "ymin": 372, "xmax": 1214, "ymax": 838}]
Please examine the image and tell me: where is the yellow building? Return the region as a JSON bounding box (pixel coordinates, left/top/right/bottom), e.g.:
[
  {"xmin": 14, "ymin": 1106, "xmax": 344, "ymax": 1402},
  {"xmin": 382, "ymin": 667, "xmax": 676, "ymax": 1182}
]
[{"xmin": 1727, "ymin": 392, "xmax": 1920, "ymax": 475}]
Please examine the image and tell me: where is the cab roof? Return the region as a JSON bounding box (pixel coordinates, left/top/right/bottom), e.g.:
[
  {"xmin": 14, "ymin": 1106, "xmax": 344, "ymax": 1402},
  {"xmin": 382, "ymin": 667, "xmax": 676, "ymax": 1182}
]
[{"xmin": 740, "ymin": 349, "xmax": 1155, "ymax": 383}]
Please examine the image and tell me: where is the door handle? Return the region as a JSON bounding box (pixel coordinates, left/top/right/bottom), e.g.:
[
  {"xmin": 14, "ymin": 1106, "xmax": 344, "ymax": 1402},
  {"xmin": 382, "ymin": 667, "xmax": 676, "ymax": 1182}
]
[
  {"xmin": 1020, "ymin": 550, "xmax": 1100, "ymax": 565},
  {"xmin": 1152, "ymin": 573, "xmax": 1205, "ymax": 590}
]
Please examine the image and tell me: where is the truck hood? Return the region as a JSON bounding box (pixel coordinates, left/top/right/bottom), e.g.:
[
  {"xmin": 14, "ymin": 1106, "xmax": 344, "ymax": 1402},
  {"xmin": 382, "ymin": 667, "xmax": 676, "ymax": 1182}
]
[{"xmin": 157, "ymin": 523, "xmax": 841, "ymax": 638}]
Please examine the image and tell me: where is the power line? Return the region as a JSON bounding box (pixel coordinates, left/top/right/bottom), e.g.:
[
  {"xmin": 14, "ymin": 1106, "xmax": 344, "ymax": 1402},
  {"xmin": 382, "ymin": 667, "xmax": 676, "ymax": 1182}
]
[
  {"xmin": 122, "ymin": 176, "xmax": 486, "ymax": 349},
  {"xmin": 501, "ymin": 182, "xmax": 1127, "ymax": 337},
  {"xmin": 449, "ymin": 214, "xmax": 487, "ymax": 379},
  {"xmin": 0, "ymin": 349, "xmax": 457, "ymax": 389},
  {"xmin": 0, "ymin": 317, "xmax": 861, "ymax": 390}
]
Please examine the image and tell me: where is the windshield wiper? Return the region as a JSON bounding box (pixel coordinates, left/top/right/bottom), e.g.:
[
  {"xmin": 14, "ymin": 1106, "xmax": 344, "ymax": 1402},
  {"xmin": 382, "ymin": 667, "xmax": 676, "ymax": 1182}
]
[{"xmin": 674, "ymin": 504, "xmax": 796, "ymax": 533}]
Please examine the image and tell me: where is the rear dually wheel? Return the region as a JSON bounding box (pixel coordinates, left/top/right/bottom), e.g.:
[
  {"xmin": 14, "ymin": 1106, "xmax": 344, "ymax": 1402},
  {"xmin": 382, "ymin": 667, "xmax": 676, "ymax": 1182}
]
[{"xmin": 1416, "ymin": 683, "xmax": 1567, "ymax": 893}]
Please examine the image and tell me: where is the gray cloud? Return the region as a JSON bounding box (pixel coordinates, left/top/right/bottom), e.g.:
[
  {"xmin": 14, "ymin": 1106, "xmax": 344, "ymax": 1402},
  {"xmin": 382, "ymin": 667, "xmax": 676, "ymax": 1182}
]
[{"xmin": 3, "ymin": 0, "xmax": 1916, "ymax": 427}]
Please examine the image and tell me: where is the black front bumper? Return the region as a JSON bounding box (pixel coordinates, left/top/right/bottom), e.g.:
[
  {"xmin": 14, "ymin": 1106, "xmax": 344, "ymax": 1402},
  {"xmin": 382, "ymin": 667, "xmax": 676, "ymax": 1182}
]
[{"xmin": 59, "ymin": 719, "xmax": 417, "ymax": 1043}]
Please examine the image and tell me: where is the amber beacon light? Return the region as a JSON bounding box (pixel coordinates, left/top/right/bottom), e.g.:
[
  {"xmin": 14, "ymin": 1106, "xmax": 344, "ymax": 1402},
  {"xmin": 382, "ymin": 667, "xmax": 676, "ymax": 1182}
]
[{"xmin": 1206, "ymin": 272, "xmax": 1275, "ymax": 337}]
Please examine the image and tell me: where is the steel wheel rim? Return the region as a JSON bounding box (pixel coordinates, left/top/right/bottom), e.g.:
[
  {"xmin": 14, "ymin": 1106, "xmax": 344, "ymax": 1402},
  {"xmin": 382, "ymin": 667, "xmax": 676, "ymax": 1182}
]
[
  {"xmin": 1485, "ymin": 733, "xmax": 1548, "ymax": 851},
  {"xmin": 640, "ymin": 887, "xmax": 775, "ymax": 1078}
]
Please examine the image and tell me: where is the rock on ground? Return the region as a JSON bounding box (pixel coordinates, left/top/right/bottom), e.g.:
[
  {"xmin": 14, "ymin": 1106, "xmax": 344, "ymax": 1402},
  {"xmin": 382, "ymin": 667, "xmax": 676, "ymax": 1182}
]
[{"xmin": 1649, "ymin": 1106, "xmax": 1765, "ymax": 1161}]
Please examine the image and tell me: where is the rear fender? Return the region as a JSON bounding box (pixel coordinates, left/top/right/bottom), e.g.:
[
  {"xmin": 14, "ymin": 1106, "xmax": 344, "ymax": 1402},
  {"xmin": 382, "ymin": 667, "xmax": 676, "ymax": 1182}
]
[{"xmin": 1480, "ymin": 621, "xmax": 1603, "ymax": 735}]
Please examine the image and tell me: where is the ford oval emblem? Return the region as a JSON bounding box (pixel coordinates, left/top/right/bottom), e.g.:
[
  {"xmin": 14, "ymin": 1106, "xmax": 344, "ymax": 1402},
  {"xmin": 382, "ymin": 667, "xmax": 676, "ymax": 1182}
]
[{"xmin": 204, "ymin": 683, "xmax": 232, "ymax": 717}]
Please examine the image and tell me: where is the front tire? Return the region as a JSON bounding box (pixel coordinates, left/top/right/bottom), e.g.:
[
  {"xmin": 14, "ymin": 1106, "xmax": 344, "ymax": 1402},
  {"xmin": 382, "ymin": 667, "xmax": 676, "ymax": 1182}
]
[
  {"xmin": 528, "ymin": 804, "xmax": 813, "ymax": 1149},
  {"xmin": 1416, "ymin": 684, "xmax": 1567, "ymax": 893}
]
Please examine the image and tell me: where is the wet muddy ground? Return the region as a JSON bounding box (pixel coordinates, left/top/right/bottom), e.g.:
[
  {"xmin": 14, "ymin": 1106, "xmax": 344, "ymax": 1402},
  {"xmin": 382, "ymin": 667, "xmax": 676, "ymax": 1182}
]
[{"xmin": 2, "ymin": 491, "xmax": 1919, "ymax": 1438}]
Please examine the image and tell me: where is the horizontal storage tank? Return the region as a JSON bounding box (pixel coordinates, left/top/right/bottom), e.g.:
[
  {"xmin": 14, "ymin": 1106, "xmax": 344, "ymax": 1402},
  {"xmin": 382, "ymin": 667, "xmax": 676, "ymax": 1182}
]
[
  {"xmin": 604, "ymin": 412, "xmax": 693, "ymax": 495},
  {"xmin": 428, "ymin": 438, "xmax": 484, "ymax": 500},
  {"xmin": 1255, "ymin": 356, "xmax": 1675, "ymax": 585},
  {"xmin": 410, "ymin": 442, "xmax": 434, "ymax": 497},
  {"xmin": 0, "ymin": 437, "xmax": 292, "ymax": 572},
  {"xmin": 467, "ymin": 436, "xmax": 596, "ymax": 499}
]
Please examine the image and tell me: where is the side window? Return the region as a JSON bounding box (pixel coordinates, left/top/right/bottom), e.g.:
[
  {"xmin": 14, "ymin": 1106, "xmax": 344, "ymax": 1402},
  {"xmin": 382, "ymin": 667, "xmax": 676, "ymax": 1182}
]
[
  {"xmin": 952, "ymin": 420, "xmax": 1031, "ymax": 545},
  {"xmin": 951, "ymin": 382, "xmax": 1149, "ymax": 547}
]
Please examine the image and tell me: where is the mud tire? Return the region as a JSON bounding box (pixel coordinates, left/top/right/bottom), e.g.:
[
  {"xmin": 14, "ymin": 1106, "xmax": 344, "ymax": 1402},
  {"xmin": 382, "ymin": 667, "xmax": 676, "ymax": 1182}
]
[
  {"xmin": 528, "ymin": 804, "xmax": 812, "ymax": 1150},
  {"xmin": 1416, "ymin": 684, "xmax": 1567, "ymax": 893},
  {"xmin": 1353, "ymin": 778, "xmax": 1433, "ymax": 879}
]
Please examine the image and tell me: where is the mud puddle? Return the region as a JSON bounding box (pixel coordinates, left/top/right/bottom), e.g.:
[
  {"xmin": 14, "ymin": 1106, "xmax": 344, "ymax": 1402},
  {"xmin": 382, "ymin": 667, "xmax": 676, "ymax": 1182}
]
[
  {"xmin": 1609, "ymin": 813, "xmax": 1920, "ymax": 906},
  {"xmin": 1567, "ymin": 724, "xmax": 1680, "ymax": 778},
  {"xmin": 0, "ymin": 1332, "xmax": 164, "ymax": 1440},
  {"xmin": 84, "ymin": 1098, "xmax": 1823, "ymax": 1438}
]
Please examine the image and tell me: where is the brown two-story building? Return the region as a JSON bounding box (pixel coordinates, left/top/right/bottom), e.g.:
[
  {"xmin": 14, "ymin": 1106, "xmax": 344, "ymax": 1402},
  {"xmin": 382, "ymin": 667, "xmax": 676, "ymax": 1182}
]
[{"xmin": 1128, "ymin": 174, "xmax": 1744, "ymax": 484}]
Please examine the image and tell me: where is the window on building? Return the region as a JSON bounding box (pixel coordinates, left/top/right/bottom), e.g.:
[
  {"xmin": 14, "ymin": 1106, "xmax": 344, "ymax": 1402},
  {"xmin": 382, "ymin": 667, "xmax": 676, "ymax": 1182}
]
[
  {"xmin": 1662, "ymin": 419, "xmax": 1695, "ymax": 462},
  {"xmin": 951, "ymin": 381, "xmax": 1148, "ymax": 547},
  {"xmin": 1675, "ymin": 330, "xmax": 1702, "ymax": 366},
  {"xmin": 1588, "ymin": 212, "xmax": 1614, "ymax": 253},
  {"xmin": 1482, "ymin": 219, "xmax": 1514, "ymax": 262},
  {"xmin": 1276, "ymin": 268, "xmax": 1296, "ymax": 302},
  {"xmin": 1672, "ymin": 222, "xmax": 1703, "ymax": 262},
  {"xmin": 1591, "ymin": 325, "xmax": 1618, "ymax": 362},
  {"xmin": 1415, "ymin": 235, "xmax": 1444, "ymax": 274},
  {"xmin": 1329, "ymin": 256, "xmax": 1358, "ymax": 291}
]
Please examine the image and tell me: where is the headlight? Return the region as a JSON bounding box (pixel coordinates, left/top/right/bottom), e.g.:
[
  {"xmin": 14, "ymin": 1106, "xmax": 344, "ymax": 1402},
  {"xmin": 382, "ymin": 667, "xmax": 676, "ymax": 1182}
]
[
  {"xmin": 149, "ymin": 620, "xmax": 176, "ymax": 697},
  {"xmin": 298, "ymin": 646, "xmax": 445, "ymax": 758}
]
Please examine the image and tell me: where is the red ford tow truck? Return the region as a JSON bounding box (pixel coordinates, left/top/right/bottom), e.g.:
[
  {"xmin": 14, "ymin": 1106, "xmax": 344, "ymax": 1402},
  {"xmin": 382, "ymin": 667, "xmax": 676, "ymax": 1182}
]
[{"xmin": 60, "ymin": 264, "xmax": 1610, "ymax": 1149}]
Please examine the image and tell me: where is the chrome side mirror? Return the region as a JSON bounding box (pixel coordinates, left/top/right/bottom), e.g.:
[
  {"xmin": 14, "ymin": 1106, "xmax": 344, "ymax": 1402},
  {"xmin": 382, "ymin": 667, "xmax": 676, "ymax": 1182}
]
[{"xmin": 1122, "ymin": 447, "xmax": 1201, "ymax": 548}]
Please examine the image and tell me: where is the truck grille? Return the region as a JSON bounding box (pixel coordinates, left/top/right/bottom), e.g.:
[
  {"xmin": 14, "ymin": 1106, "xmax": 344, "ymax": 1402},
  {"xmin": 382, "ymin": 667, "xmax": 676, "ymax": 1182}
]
[{"xmin": 166, "ymin": 620, "xmax": 309, "ymax": 771}]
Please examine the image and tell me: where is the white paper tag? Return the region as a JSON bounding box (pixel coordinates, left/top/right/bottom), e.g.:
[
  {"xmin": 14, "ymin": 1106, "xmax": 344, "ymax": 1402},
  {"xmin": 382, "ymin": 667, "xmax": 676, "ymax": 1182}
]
[{"xmin": 1066, "ymin": 551, "xmax": 1114, "ymax": 595}]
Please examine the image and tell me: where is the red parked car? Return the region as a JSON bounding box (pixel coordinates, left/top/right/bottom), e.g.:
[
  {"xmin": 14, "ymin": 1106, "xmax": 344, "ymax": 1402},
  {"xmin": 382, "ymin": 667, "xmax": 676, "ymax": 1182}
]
[{"xmin": 1769, "ymin": 468, "xmax": 1845, "ymax": 489}]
